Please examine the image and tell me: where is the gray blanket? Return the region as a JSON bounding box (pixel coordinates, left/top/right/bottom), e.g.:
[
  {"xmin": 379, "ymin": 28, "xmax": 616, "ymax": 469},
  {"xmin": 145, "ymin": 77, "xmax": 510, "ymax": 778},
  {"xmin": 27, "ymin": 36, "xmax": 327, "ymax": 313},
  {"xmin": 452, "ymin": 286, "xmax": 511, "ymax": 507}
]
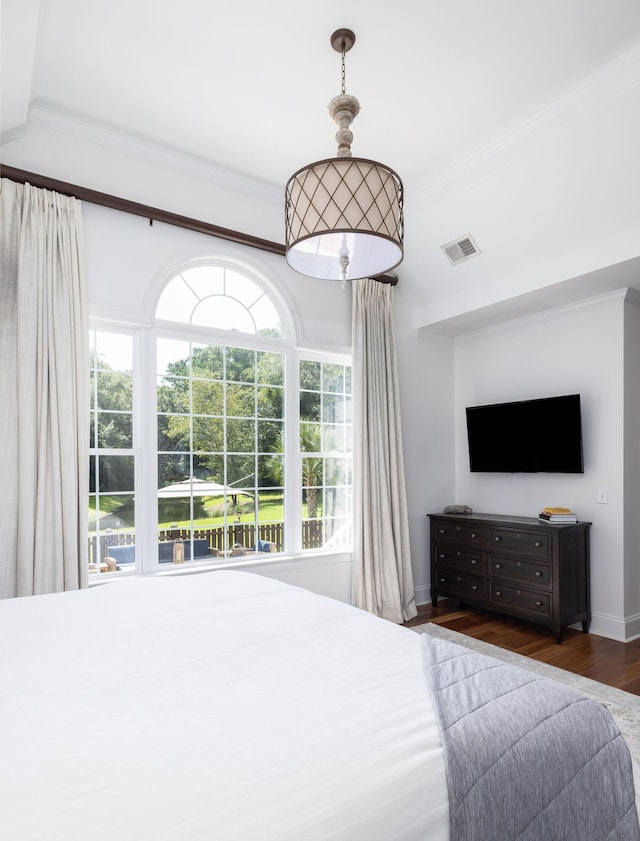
[{"xmin": 421, "ymin": 634, "xmax": 640, "ymax": 841}]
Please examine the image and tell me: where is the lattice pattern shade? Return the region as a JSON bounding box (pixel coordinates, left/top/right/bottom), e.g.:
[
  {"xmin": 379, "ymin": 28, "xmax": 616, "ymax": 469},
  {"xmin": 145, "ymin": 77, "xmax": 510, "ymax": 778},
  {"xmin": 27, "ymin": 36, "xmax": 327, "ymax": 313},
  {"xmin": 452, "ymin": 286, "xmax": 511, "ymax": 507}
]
[{"xmin": 285, "ymin": 156, "xmax": 404, "ymax": 281}]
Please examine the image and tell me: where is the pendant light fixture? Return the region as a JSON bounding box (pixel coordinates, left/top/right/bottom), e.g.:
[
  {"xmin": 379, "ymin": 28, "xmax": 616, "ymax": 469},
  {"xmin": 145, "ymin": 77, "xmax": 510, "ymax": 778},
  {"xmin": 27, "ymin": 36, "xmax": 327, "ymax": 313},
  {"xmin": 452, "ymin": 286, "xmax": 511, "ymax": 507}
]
[{"xmin": 285, "ymin": 29, "xmax": 404, "ymax": 282}]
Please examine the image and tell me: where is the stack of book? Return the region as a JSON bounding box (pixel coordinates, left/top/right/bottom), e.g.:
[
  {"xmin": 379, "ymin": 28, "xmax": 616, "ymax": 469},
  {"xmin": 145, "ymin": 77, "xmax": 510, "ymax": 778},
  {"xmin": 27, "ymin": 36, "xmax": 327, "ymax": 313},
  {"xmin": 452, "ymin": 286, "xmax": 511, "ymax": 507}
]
[{"xmin": 538, "ymin": 506, "xmax": 578, "ymax": 523}]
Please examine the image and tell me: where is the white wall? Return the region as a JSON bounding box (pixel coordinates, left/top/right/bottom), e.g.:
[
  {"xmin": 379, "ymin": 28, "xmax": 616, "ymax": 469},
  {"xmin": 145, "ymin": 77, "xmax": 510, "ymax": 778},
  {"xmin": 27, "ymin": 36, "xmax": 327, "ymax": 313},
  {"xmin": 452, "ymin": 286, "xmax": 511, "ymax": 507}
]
[
  {"xmin": 82, "ymin": 202, "xmax": 352, "ymax": 350},
  {"xmin": 395, "ymin": 285, "xmax": 456, "ymax": 604},
  {"xmin": 452, "ymin": 292, "xmax": 633, "ymax": 639}
]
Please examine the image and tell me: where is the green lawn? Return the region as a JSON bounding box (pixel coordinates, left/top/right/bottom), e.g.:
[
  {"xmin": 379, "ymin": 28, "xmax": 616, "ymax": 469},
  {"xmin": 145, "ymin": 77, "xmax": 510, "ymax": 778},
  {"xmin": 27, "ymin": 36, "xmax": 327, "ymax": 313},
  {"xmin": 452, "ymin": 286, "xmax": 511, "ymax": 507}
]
[{"xmin": 91, "ymin": 491, "xmax": 321, "ymax": 531}]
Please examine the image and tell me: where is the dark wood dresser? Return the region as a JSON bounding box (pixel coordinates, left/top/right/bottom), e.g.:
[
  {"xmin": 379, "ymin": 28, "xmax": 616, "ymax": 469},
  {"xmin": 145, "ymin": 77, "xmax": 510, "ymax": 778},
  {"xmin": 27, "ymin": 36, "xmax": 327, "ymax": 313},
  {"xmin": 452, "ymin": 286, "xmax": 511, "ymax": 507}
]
[{"xmin": 428, "ymin": 512, "xmax": 591, "ymax": 643}]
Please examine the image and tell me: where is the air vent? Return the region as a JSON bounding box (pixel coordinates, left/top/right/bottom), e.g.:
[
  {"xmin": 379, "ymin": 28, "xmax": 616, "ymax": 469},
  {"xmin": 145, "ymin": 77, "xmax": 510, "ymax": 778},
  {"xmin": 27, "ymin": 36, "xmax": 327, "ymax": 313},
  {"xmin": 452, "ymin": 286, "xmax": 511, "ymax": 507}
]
[{"xmin": 441, "ymin": 234, "xmax": 481, "ymax": 265}]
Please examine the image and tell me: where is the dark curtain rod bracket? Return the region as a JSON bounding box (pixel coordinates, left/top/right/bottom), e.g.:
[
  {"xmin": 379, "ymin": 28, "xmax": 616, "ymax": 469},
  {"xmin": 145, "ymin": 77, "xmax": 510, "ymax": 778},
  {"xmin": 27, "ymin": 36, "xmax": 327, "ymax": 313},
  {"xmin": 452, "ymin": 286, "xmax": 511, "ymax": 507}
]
[{"xmin": 1, "ymin": 164, "xmax": 397, "ymax": 285}]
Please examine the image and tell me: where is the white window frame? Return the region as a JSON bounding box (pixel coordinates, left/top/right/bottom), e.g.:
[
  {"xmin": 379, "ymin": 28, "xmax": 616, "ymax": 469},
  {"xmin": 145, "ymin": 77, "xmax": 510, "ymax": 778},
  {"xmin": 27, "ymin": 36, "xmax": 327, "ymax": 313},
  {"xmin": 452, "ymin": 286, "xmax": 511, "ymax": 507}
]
[{"xmin": 89, "ymin": 258, "xmax": 352, "ymax": 579}]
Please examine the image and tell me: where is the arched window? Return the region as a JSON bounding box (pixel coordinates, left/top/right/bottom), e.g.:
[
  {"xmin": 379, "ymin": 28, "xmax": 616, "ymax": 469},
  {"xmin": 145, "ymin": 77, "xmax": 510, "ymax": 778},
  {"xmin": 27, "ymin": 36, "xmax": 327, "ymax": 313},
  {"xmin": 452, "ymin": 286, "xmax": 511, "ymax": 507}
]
[
  {"xmin": 155, "ymin": 264, "xmax": 284, "ymax": 337},
  {"xmin": 89, "ymin": 258, "xmax": 351, "ymax": 577}
]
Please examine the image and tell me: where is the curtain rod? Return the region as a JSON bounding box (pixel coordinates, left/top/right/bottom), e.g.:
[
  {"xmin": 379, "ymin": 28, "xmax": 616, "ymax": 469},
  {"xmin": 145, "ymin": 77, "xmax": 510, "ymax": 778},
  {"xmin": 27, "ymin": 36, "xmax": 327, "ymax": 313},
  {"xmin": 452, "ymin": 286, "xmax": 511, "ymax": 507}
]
[{"xmin": 1, "ymin": 165, "xmax": 398, "ymax": 285}]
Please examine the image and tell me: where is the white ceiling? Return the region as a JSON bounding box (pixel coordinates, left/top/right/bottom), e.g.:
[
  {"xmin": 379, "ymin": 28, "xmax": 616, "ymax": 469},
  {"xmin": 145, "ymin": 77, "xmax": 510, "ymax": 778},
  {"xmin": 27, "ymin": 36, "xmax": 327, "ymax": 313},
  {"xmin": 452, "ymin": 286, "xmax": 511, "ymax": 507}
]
[{"xmin": 3, "ymin": 0, "xmax": 640, "ymax": 331}]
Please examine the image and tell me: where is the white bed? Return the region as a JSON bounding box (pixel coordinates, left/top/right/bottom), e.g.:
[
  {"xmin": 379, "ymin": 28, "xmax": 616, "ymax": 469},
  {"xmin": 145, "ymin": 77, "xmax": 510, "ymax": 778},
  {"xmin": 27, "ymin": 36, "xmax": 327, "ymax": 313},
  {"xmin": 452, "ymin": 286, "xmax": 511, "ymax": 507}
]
[{"xmin": 0, "ymin": 571, "xmax": 450, "ymax": 841}]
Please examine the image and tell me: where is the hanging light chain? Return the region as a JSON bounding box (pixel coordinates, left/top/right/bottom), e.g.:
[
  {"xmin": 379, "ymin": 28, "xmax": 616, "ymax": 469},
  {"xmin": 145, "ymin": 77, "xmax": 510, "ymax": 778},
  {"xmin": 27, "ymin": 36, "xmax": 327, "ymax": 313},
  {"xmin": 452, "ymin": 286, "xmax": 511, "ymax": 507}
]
[{"xmin": 328, "ymin": 30, "xmax": 360, "ymax": 159}]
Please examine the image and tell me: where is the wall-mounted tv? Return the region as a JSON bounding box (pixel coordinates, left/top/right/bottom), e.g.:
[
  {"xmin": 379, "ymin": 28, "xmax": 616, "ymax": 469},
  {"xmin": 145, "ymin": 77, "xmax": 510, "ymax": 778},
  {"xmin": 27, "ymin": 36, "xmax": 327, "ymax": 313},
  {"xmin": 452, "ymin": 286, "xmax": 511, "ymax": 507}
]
[{"xmin": 466, "ymin": 394, "xmax": 584, "ymax": 473}]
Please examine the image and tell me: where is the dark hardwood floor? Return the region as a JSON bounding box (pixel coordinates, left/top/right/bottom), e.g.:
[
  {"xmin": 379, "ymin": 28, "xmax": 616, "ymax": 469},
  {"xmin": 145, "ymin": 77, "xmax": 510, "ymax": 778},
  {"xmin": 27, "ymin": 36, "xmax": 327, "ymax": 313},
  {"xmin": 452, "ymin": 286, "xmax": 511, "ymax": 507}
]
[{"xmin": 406, "ymin": 601, "xmax": 640, "ymax": 696}]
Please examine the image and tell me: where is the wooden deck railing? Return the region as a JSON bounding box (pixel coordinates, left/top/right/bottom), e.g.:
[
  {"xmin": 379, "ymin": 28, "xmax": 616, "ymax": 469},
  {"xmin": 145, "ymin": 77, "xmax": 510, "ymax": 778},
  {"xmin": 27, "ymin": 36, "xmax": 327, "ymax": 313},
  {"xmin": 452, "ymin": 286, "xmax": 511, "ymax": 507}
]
[{"xmin": 89, "ymin": 519, "xmax": 325, "ymax": 564}]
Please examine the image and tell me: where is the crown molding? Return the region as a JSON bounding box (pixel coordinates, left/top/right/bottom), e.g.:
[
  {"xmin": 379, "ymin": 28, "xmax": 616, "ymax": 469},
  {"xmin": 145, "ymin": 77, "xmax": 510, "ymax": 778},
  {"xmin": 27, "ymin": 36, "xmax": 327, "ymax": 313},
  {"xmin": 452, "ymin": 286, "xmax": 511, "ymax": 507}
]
[
  {"xmin": 28, "ymin": 102, "xmax": 284, "ymax": 206},
  {"xmin": 409, "ymin": 42, "xmax": 640, "ymax": 205}
]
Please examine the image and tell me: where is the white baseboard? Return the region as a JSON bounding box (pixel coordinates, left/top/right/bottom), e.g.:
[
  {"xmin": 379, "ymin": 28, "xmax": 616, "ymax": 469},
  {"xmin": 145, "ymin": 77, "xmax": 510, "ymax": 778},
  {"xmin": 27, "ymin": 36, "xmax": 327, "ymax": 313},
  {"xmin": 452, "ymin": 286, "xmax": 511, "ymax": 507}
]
[
  {"xmin": 586, "ymin": 611, "xmax": 640, "ymax": 643},
  {"xmin": 414, "ymin": 584, "xmax": 431, "ymax": 606}
]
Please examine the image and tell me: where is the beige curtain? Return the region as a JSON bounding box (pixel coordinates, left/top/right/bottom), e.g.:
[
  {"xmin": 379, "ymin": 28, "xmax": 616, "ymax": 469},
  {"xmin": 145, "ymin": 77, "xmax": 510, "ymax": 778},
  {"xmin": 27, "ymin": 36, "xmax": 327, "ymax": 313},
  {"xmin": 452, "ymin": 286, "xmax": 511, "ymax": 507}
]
[
  {"xmin": 0, "ymin": 178, "xmax": 88, "ymax": 598},
  {"xmin": 351, "ymin": 277, "xmax": 417, "ymax": 623}
]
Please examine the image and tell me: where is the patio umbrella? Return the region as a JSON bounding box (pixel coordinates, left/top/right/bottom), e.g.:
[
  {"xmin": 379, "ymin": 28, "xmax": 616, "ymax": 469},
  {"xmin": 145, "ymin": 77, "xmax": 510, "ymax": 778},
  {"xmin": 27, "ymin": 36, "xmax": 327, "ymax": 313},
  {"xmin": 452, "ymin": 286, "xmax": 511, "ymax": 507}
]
[{"xmin": 158, "ymin": 478, "xmax": 252, "ymax": 504}]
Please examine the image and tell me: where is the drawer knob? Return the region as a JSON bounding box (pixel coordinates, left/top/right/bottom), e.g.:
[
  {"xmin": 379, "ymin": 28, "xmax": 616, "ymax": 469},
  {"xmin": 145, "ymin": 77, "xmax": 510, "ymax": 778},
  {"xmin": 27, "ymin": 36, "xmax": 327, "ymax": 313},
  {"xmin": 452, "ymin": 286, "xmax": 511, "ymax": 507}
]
[
  {"xmin": 471, "ymin": 558, "xmax": 477, "ymax": 565},
  {"xmin": 471, "ymin": 532, "xmax": 477, "ymax": 538},
  {"xmin": 439, "ymin": 528, "xmax": 446, "ymax": 534},
  {"xmin": 472, "ymin": 584, "xmax": 478, "ymax": 591},
  {"xmin": 535, "ymin": 600, "xmax": 543, "ymax": 607},
  {"xmin": 495, "ymin": 536, "xmax": 502, "ymax": 542},
  {"xmin": 439, "ymin": 577, "xmax": 446, "ymax": 583},
  {"xmin": 495, "ymin": 563, "xmax": 502, "ymax": 569},
  {"xmin": 439, "ymin": 553, "xmax": 445, "ymax": 559},
  {"xmin": 535, "ymin": 541, "xmax": 542, "ymax": 548},
  {"xmin": 535, "ymin": 570, "xmax": 543, "ymax": 577},
  {"xmin": 495, "ymin": 590, "xmax": 502, "ymax": 597}
]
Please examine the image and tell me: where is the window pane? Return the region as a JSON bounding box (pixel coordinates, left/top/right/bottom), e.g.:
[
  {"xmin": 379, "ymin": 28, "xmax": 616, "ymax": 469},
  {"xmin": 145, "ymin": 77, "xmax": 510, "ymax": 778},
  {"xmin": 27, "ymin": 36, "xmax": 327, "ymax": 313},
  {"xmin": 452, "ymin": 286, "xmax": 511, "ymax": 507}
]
[
  {"xmin": 89, "ymin": 330, "xmax": 137, "ymax": 577},
  {"xmin": 323, "ymin": 423, "xmax": 344, "ymax": 452},
  {"xmin": 258, "ymin": 420, "xmax": 283, "ymax": 453},
  {"xmin": 225, "ymin": 347, "xmax": 255, "ymax": 382},
  {"xmin": 98, "ymin": 455, "xmax": 134, "ymax": 493},
  {"xmin": 257, "ymin": 386, "xmax": 284, "ymax": 419},
  {"xmin": 181, "ymin": 265, "xmax": 225, "ymax": 298},
  {"xmin": 251, "ymin": 296, "xmax": 283, "ymax": 337},
  {"xmin": 300, "ymin": 359, "xmax": 321, "ymax": 390},
  {"xmin": 191, "ymin": 344, "xmax": 224, "ymax": 380},
  {"xmin": 192, "ymin": 380, "xmax": 223, "ymax": 415},
  {"xmin": 193, "ymin": 296, "xmax": 256, "ymax": 332},
  {"xmin": 157, "ymin": 338, "xmax": 191, "ymax": 376},
  {"xmin": 258, "ymin": 454, "xmax": 282, "ymax": 487},
  {"xmin": 158, "ymin": 454, "xmax": 191, "ymax": 489},
  {"xmin": 157, "ymin": 377, "xmax": 190, "ymax": 413},
  {"xmin": 225, "ymin": 269, "xmax": 263, "ymax": 306},
  {"xmin": 194, "ymin": 453, "xmax": 223, "ymax": 482},
  {"xmin": 155, "ymin": 276, "xmax": 199, "ymax": 322},
  {"xmin": 96, "ymin": 370, "xmax": 132, "ymax": 410},
  {"xmin": 325, "ymin": 456, "xmax": 349, "ymax": 485},
  {"xmin": 300, "ymin": 422, "xmax": 321, "ymax": 452},
  {"xmin": 193, "ymin": 417, "xmax": 224, "ymax": 452},
  {"xmin": 226, "ymin": 418, "xmax": 255, "ymax": 452},
  {"xmin": 227, "ymin": 454, "xmax": 254, "ymax": 485},
  {"xmin": 323, "ymin": 364, "xmax": 344, "ymax": 393},
  {"xmin": 94, "ymin": 332, "xmax": 132, "ymax": 373},
  {"xmin": 97, "ymin": 412, "xmax": 133, "ymax": 448},
  {"xmin": 226, "ymin": 383, "xmax": 255, "ymax": 417},
  {"xmin": 323, "ymin": 394, "xmax": 344, "ymax": 423},
  {"xmin": 158, "ymin": 414, "xmax": 190, "ymax": 452},
  {"xmin": 300, "ymin": 390, "xmax": 321, "ymax": 421},
  {"xmin": 300, "ymin": 359, "xmax": 352, "ymax": 551},
  {"xmin": 257, "ymin": 351, "xmax": 284, "ymax": 385}
]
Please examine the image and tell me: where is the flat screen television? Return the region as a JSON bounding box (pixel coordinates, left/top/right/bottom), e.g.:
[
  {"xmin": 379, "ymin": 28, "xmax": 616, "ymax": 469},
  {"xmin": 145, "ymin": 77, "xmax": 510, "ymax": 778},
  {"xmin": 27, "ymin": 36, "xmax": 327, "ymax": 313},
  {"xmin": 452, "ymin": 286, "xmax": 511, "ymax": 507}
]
[{"xmin": 465, "ymin": 394, "xmax": 584, "ymax": 473}]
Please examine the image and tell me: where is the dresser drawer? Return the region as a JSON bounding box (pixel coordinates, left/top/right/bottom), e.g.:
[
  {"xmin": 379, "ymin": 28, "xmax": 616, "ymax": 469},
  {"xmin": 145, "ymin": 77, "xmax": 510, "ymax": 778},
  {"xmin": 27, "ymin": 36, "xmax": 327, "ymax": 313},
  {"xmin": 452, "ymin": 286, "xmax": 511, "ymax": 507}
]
[
  {"xmin": 435, "ymin": 544, "xmax": 486, "ymax": 575},
  {"xmin": 489, "ymin": 583, "xmax": 551, "ymax": 617},
  {"xmin": 435, "ymin": 570, "xmax": 485, "ymax": 601},
  {"xmin": 489, "ymin": 527, "xmax": 550, "ymax": 559},
  {"xmin": 489, "ymin": 556, "xmax": 551, "ymax": 588},
  {"xmin": 433, "ymin": 519, "xmax": 484, "ymax": 546}
]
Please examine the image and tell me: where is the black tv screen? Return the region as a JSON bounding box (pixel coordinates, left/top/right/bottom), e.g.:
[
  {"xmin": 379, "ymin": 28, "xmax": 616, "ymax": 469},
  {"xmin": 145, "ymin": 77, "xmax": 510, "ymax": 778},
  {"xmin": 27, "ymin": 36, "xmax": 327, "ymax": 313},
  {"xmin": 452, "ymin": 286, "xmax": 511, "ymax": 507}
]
[{"xmin": 466, "ymin": 394, "xmax": 584, "ymax": 473}]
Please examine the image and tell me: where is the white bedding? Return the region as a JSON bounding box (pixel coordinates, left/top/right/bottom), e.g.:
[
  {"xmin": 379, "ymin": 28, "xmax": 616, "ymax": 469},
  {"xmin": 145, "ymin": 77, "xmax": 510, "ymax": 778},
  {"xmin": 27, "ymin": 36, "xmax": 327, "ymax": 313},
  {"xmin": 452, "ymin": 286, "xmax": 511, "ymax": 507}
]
[{"xmin": 0, "ymin": 571, "xmax": 450, "ymax": 841}]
